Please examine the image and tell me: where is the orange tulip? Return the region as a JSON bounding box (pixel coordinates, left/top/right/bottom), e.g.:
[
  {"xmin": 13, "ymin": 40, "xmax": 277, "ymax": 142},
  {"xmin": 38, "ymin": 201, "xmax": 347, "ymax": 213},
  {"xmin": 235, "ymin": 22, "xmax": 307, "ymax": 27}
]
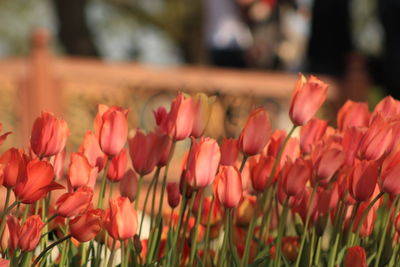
[
  {"xmin": 55, "ymin": 186, "xmax": 93, "ymax": 218},
  {"xmin": 105, "ymin": 197, "xmax": 138, "ymax": 240},
  {"xmin": 107, "ymin": 148, "xmax": 128, "ymax": 182},
  {"xmin": 220, "ymin": 138, "xmax": 239, "ymax": 166},
  {"xmin": 186, "ymin": 137, "xmax": 221, "ymax": 188},
  {"xmin": 128, "ymin": 130, "xmax": 158, "ymax": 175},
  {"xmin": 300, "ymin": 118, "xmax": 327, "ymax": 154},
  {"xmin": 119, "ymin": 169, "xmax": 138, "ymax": 202},
  {"xmin": 337, "ymin": 100, "xmax": 370, "ymax": 130},
  {"xmin": 69, "ymin": 209, "xmax": 104, "ymax": 242},
  {"xmin": 30, "ymin": 111, "xmax": 69, "ymax": 157},
  {"xmin": 79, "ymin": 130, "xmax": 107, "ymax": 171},
  {"xmin": 345, "ymin": 246, "xmax": 367, "ymax": 267},
  {"xmin": 215, "ymin": 166, "xmax": 243, "ymax": 208},
  {"xmin": 94, "ymin": 104, "xmax": 129, "ymax": 156},
  {"xmin": 0, "ymin": 148, "xmax": 27, "ymax": 188},
  {"xmin": 239, "ymin": 108, "xmax": 272, "ymax": 156},
  {"xmin": 14, "ymin": 160, "xmax": 63, "ymax": 204},
  {"xmin": 161, "ymin": 93, "xmax": 195, "ymax": 141},
  {"xmin": 67, "ymin": 152, "xmax": 97, "ymax": 190},
  {"xmin": 7, "ymin": 215, "xmax": 44, "ymax": 252},
  {"xmin": 289, "ymin": 74, "xmax": 328, "ymax": 126},
  {"xmin": 348, "ymin": 160, "xmax": 378, "ymax": 202}
]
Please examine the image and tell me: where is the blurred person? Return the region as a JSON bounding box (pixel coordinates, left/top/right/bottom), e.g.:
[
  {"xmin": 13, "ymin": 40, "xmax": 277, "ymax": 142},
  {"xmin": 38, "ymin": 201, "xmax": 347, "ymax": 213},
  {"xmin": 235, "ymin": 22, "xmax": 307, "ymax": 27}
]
[{"xmin": 204, "ymin": 0, "xmax": 253, "ymax": 68}]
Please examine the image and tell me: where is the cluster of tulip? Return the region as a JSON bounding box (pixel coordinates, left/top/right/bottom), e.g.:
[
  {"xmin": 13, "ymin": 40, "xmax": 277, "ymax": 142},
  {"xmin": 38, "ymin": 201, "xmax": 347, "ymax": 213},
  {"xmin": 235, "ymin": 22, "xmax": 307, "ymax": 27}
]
[{"xmin": 0, "ymin": 74, "xmax": 399, "ymax": 267}]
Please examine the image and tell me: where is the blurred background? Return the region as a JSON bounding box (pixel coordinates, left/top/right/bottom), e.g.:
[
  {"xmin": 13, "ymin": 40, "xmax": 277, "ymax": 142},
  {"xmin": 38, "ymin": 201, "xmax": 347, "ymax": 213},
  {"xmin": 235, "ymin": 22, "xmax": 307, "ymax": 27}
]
[{"xmin": 0, "ymin": 0, "xmax": 398, "ymax": 151}]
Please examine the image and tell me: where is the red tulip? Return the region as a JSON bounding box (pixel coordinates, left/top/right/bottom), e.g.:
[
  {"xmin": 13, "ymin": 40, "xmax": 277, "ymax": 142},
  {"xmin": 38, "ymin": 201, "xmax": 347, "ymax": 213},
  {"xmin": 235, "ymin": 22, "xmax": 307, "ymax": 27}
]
[
  {"xmin": 215, "ymin": 166, "xmax": 243, "ymax": 208},
  {"xmin": 280, "ymin": 158, "xmax": 311, "ymax": 198},
  {"xmin": 220, "ymin": 138, "xmax": 239, "ymax": 166},
  {"xmin": 153, "ymin": 106, "xmax": 168, "ymax": 126},
  {"xmin": 345, "ymin": 246, "xmax": 367, "ymax": 267},
  {"xmin": 95, "ymin": 104, "xmax": 129, "ymax": 156},
  {"xmin": 358, "ymin": 114, "xmax": 392, "ymax": 160},
  {"xmin": 69, "ymin": 209, "xmax": 104, "ymax": 242},
  {"xmin": 300, "ymin": 118, "xmax": 327, "ymax": 153},
  {"xmin": 381, "ymin": 146, "xmax": 400, "ymax": 195},
  {"xmin": 154, "ymin": 132, "xmax": 172, "ymax": 167},
  {"xmin": 119, "ymin": 169, "xmax": 138, "ymax": 202},
  {"xmin": 266, "ymin": 130, "xmax": 300, "ymax": 167},
  {"xmin": 0, "ymin": 148, "xmax": 27, "ymax": 188},
  {"xmin": 313, "ymin": 144, "xmax": 344, "ymax": 183},
  {"xmin": 105, "ymin": 197, "xmax": 138, "ymax": 240},
  {"xmin": 67, "ymin": 152, "xmax": 97, "ymax": 190},
  {"xmin": 30, "ymin": 112, "xmax": 69, "ymax": 157},
  {"xmin": 14, "ymin": 160, "xmax": 63, "ymax": 204},
  {"xmin": 186, "ymin": 137, "xmax": 221, "ymax": 188},
  {"xmin": 289, "ymin": 74, "xmax": 328, "ymax": 126},
  {"xmin": 55, "ymin": 186, "xmax": 93, "ymax": 218},
  {"xmin": 79, "ymin": 130, "xmax": 107, "ymax": 171},
  {"xmin": 49, "ymin": 148, "xmax": 66, "ymax": 179},
  {"xmin": 238, "ymin": 108, "xmax": 272, "ymax": 156},
  {"xmin": 372, "ymin": 96, "xmax": 400, "ymax": 119},
  {"xmin": 167, "ymin": 182, "xmax": 181, "ymax": 208},
  {"xmin": 128, "ymin": 130, "xmax": 159, "ymax": 175},
  {"xmin": 337, "ymin": 100, "xmax": 370, "ymax": 130},
  {"xmin": 161, "ymin": 93, "xmax": 195, "ymax": 141},
  {"xmin": 0, "ymin": 259, "xmax": 9, "ymax": 267},
  {"xmin": 7, "ymin": 215, "xmax": 44, "ymax": 252},
  {"xmin": 348, "ymin": 160, "xmax": 378, "ymax": 202},
  {"xmin": 341, "ymin": 127, "xmax": 365, "ymax": 166},
  {"xmin": 250, "ymin": 155, "xmax": 276, "ymax": 192},
  {"xmin": 107, "ymin": 148, "xmax": 128, "ymax": 182}
]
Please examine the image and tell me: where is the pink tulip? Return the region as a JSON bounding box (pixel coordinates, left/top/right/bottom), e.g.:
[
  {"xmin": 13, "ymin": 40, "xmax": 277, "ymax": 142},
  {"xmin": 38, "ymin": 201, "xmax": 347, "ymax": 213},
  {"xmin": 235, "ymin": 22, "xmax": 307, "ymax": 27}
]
[
  {"xmin": 95, "ymin": 104, "xmax": 129, "ymax": 156},
  {"xmin": 186, "ymin": 137, "xmax": 221, "ymax": 188},
  {"xmin": 372, "ymin": 96, "xmax": 400, "ymax": 119},
  {"xmin": 279, "ymin": 158, "xmax": 311, "ymax": 197},
  {"xmin": 107, "ymin": 148, "xmax": 128, "ymax": 182},
  {"xmin": 289, "ymin": 74, "xmax": 328, "ymax": 126},
  {"xmin": 67, "ymin": 152, "xmax": 97, "ymax": 190},
  {"xmin": 313, "ymin": 144, "xmax": 345, "ymax": 182},
  {"xmin": 119, "ymin": 169, "xmax": 139, "ymax": 202},
  {"xmin": 69, "ymin": 209, "xmax": 104, "ymax": 242},
  {"xmin": 238, "ymin": 108, "xmax": 272, "ymax": 156},
  {"xmin": 215, "ymin": 166, "xmax": 243, "ymax": 208},
  {"xmin": 105, "ymin": 197, "xmax": 138, "ymax": 240},
  {"xmin": 300, "ymin": 118, "xmax": 327, "ymax": 153},
  {"xmin": 160, "ymin": 93, "xmax": 195, "ymax": 141},
  {"xmin": 337, "ymin": 100, "xmax": 370, "ymax": 130},
  {"xmin": 30, "ymin": 112, "xmax": 69, "ymax": 157},
  {"xmin": 341, "ymin": 127, "xmax": 365, "ymax": 166},
  {"xmin": 79, "ymin": 130, "xmax": 107, "ymax": 171},
  {"xmin": 128, "ymin": 130, "xmax": 158, "ymax": 175},
  {"xmin": 55, "ymin": 186, "xmax": 93, "ymax": 218}
]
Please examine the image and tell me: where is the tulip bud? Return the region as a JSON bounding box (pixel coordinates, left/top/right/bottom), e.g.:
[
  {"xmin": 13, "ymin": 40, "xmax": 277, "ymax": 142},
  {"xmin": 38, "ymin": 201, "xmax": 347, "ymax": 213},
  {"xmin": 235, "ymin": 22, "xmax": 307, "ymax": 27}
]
[
  {"xmin": 345, "ymin": 246, "xmax": 367, "ymax": 267},
  {"xmin": 69, "ymin": 209, "xmax": 104, "ymax": 242},
  {"xmin": 186, "ymin": 137, "xmax": 221, "ymax": 188},
  {"xmin": 239, "ymin": 108, "xmax": 272, "ymax": 156},
  {"xmin": 289, "ymin": 74, "xmax": 328, "ymax": 126},
  {"xmin": 30, "ymin": 112, "xmax": 69, "ymax": 158},
  {"xmin": 215, "ymin": 166, "xmax": 243, "ymax": 208},
  {"xmin": 14, "ymin": 160, "xmax": 63, "ymax": 204},
  {"xmin": 107, "ymin": 149, "xmax": 128, "ymax": 182},
  {"xmin": 167, "ymin": 182, "xmax": 181, "ymax": 208},
  {"xmin": 161, "ymin": 93, "xmax": 195, "ymax": 141},
  {"xmin": 67, "ymin": 152, "xmax": 97, "ymax": 190},
  {"xmin": 105, "ymin": 197, "xmax": 138, "ymax": 240},
  {"xmin": 94, "ymin": 104, "xmax": 129, "ymax": 156},
  {"xmin": 55, "ymin": 186, "xmax": 93, "ymax": 218},
  {"xmin": 79, "ymin": 130, "xmax": 107, "ymax": 171},
  {"xmin": 220, "ymin": 138, "xmax": 239, "ymax": 166},
  {"xmin": 337, "ymin": 100, "xmax": 370, "ymax": 130},
  {"xmin": 119, "ymin": 169, "xmax": 138, "ymax": 202},
  {"xmin": 349, "ymin": 160, "xmax": 378, "ymax": 202}
]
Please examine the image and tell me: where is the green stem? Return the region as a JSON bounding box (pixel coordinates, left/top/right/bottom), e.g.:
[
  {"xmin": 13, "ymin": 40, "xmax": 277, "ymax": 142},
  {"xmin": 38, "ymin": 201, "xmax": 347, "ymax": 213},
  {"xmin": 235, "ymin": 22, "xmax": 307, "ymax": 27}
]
[
  {"xmin": 295, "ymin": 183, "xmax": 319, "ymax": 267},
  {"xmin": 80, "ymin": 242, "xmax": 87, "ymax": 267},
  {"xmin": 228, "ymin": 209, "xmax": 240, "ymax": 266},
  {"xmin": 188, "ymin": 191, "xmax": 205, "ymax": 266},
  {"xmin": 134, "ymin": 175, "xmax": 144, "ymax": 210},
  {"xmin": 97, "ymin": 160, "xmax": 110, "ymax": 209},
  {"xmin": 150, "ymin": 167, "xmax": 161, "ymax": 229},
  {"xmin": 138, "ymin": 172, "xmax": 157, "ymax": 237},
  {"xmin": 373, "ymin": 194, "xmax": 393, "ymax": 267},
  {"xmin": 202, "ymin": 195, "xmax": 215, "ymax": 264},
  {"xmin": 274, "ymin": 198, "xmax": 289, "ymax": 267},
  {"xmin": 239, "ymin": 155, "xmax": 248, "ymax": 172},
  {"xmin": 32, "ymin": 234, "xmax": 72, "ymax": 267},
  {"xmin": 0, "ymin": 200, "xmax": 19, "ymax": 237},
  {"xmin": 345, "ymin": 202, "xmax": 360, "ymax": 248},
  {"xmin": 107, "ymin": 239, "xmax": 117, "ymax": 267}
]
